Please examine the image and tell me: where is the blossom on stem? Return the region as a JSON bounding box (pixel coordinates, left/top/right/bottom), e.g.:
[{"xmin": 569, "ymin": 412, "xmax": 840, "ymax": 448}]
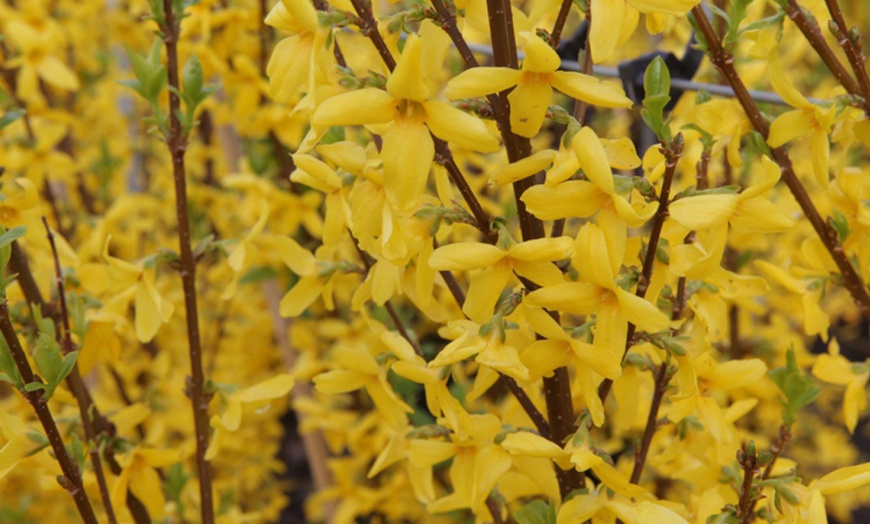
[{"xmin": 445, "ymin": 34, "xmax": 632, "ymax": 137}]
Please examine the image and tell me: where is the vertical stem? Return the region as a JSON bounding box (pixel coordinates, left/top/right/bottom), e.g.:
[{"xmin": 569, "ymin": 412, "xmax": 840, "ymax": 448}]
[
  {"xmin": 42, "ymin": 219, "xmax": 117, "ymax": 524},
  {"xmin": 599, "ymin": 140, "xmax": 681, "ymax": 402},
  {"xmin": 161, "ymin": 1, "xmax": 215, "ymax": 521},
  {"xmin": 629, "ymin": 362, "xmax": 670, "ymax": 484},
  {"xmin": 549, "ymin": 0, "xmax": 574, "ymax": 48},
  {"xmin": 0, "ymin": 302, "xmax": 98, "ymax": 524}
]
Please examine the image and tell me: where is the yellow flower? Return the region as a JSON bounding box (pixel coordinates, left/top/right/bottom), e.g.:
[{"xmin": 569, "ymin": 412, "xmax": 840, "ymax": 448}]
[
  {"xmin": 428, "ymin": 235, "xmax": 573, "ymax": 323},
  {"xmin": 766, "ymin": 52, "xmax": 837, "ymax": 186},
  {"xmin": 4, "ymin": 18, "xmax": 79, "ymax": 100},
  {"xmin": 291, "ymin": 153, "xmax": 350, "ymax": 246},
  {"xmin": 313, "ymin": 344, "xmax": 412, "ymax": 429},
  {"xmin": 111, "ymin": 447, "xmax": 184, "ymax": 521},
  {"xmin": 222, "ymin": 199, "xmax": 270, "ymax": 300},
  {"xmin": 812, "ymin": 339, "xmax": 869, "ymax": 433},
  {"xmin": 313, "ymin": 33, "xmax": 499, "ymax": 209},
  {"xmin": 207, "ymin": 373, "xmax": 295, "ymax": 459},
  {"xmin": 265, "ymin": 0, "xmax": 330, "ymax": 104},
  {"xmin": 79, "ymin": 237, "xmax": 174, "ymax": 343},
  {"xmin": 445, "ymin": 33, "xmax": 632, "ymax": 137}
]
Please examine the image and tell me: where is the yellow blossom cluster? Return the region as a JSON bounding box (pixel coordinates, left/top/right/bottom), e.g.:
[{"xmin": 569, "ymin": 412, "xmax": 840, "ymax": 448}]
[{"xmin": 1, "ymin": 0, "xmax": 870, "ymax": 523}]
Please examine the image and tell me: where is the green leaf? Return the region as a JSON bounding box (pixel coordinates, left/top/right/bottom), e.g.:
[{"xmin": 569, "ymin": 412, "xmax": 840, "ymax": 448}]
[
  {"xmin": 182, "ymin": 55, "xmax": 204, "ymax": 100},
  {"xmin": 514, "ymin": 500, "xmax": 556, "ymax": 524},
  {"xmin": 0, "ymin": 335, "xmax": 22, "ymax": 388},
  {"xmin": 0, "ymin": 109, "xmax": 25, "ymax": 130},
  {"xmin": 768, "ymin": 348, "xmax": 821, "ymax": 426},
  {"xmin": 641, "ymin": 56, "xmax": 672, "ymax": 141},
  {"xmin": 23, "ymin": 382, "xmax": 46, "ymax": 393}
]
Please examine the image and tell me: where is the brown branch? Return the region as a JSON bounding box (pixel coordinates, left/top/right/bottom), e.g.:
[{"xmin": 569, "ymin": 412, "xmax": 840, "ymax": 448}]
[
  {"xmin": 486, "ymin": 495, "xmax": 506, "ymax": 524},
  {"xmin": 599, "ymin": 139, "xmax": 681, "ymax": 403},
  {"xmin": 0, "ymin": 302, "xmax": 98, "ymax": 523},
  {"xmin": 823, "ymin": 0, "xmax": 870, "ymax": 108},
  {"xmin": 160, "ymin": 1, "xmax": 215, "ymax": 521},
  {"xmin": 691, "ymin": 5, "xmax": 870, "ymax": 322},
  {"xmin": 500, "ymin": 375, "xmax": 550, "ymax": 438},
  {"xmin": 42, "ymin": 218, "xmax": 117, "ymax": 523},
  {"xmin": 736, "ymin": 443, "xmax": 761, "ymax": 524},
  {"xmin": 783, "ymin": 0, "xmax": 861, "ymax": 98},
  {"xmin": 549, "ymin": 0, "xmax": 575, "ymax": 49},
  {"xmin": 629, "ymin": 362, "xmax": 671, "ymax": 484}
]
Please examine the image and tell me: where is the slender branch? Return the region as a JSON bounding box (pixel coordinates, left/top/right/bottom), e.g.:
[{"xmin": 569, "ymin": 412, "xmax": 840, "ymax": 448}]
[
  {"xmin": 736, "ymin": 443, "xmax": 761, "ymax": 524},
  {"xmin": 42, "ymin": 218, "xmax": 116, "ymax": 524},
  {"xmin": 783, "ymin": 0, "xmax": 861, "ymax": 98},
  {"xmin": 691, "ymin": 5, "xmax": 870, "ymax": 322},
  {"xmin": 500, "ymin": 375, "xmax": 550, "ymax": 438},
  {"xmin": 549, "ymin": 0, "xmax": 574, "ymax": 49},
  {"xmin": 0, "ymin": 302, "xmax": 98, "ymax": 523},
  {"xmin": 599, "ymin": 139, "xmax": 681, "ymax": 403},
  {"xmin": 160, "ymin": 1, "xmax": 214, "ymax": 521},
  {"xmin": 486, "ymin": 496, "xmax": 506, "ymax": 524},
  {"xmin": 629, "ymin": 363, "xmax": 671, "ymax": 484},
  {"xmin": 823, "ymin": 0, "xmax": 870, "ymax": 107},
  {"xmin": 762, "ymin": 424, "xmax": 791, "ymax": 480}
]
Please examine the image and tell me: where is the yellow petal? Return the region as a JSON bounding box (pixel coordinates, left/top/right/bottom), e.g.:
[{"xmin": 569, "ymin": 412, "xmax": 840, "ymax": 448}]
[
  {"xmin": 731, "ymin": 197, "xmax": 794, "ymax": 233},
  {"xmin": 508, "ymin": 77, "xmax": 552, "ymax": 137},
  {"xmin": 279, "ymin": 0, "xmax": 319, "ymax": 32},
  {"xmin": 521, "ymin": 33, "xmax": 561, "ymax": 73},
  {"xmin": 811, "ymin": 128, "xmax": 830, "ymax": 186},
  {"xmin": 602, "ymin": 136, "xmax": 642, "ymax": 169},
  {"xmin": 386, "ymin": 34, "xmax": 429, "ymax": 102},
  {"xmin": 606, "ymin": 500, "xmax": 689, "ymax": 524},
  {"xmin": 36, "ymin": 56, "xmax": 80, "ymax": 91},
  {"xmin": 572, "ymin": 126, "xmax": 614, "ymax": 194},
  {"xmin": 815, "ymin": 462, "xmax": 870, "ymax": 495},
  {"xmin": 569, "ymin": 339, "xmax": 622, "ymax": 379},
  {"xmin": 812, "ymin": 353, "xmax": 854, "ymax": 386},
  {"xmin": 0, "ymin": 437, "xmax": 28, "ymax": 480},
  {"xmin": 424, "ymin": 100, "xmax": 500, "ymax": 152},
  {"xmin": 291, "ymin": 154, "xmax": 342, "ymax": 192},
  {"xmin": 501, "ymin": 432, "xmax": 564, "ymax": 459},
  {"xmin": 843, "ymin": 375, "xmax": 868, "ymax": 433},
  {"xmin": 444, "ymin": 67, "xmax": 522, "ymax": 99},
  {"xmin": 521, "ymin": 181, "xmax": 610, "ymax": 220},
  {"xmin": 590, "ymin": 0, "xmax": 626, "ymax": 63},
  {"xmin": 489, "ymin": 149, "xmax": 556, "ymax": 186},
  {"xmin": 669, "ymin": 194, "xmax": 739, "ymax": 230},
  {"xmin": 276, "ymin": 236, "xmax": 316, "ymax": 276},
  {"xmin": 134, "ymin": 276, "xmax": 169, "ymax": 343},
  {"xmin": 550, "ymin": 71, "xmax": 633, "ymax": 108},
  {"xmin": 769, "ymin": 52, "xmax": 812, "ymax": 108},
  {"xmin": 615, "ymin": 288, "xmax": 670, "ymax": 333},
  {"xmin": 508, "ymin": 236, "xmax": 574, "ymax": 262},
  {"xmin": 557, "ymin": 493, "xmax": 606, "ymax": 524},
  {"xmin": 239, "ymin": 373, "xmax": 295, "ymax": 403},
  {"xmin": 574, "ymin": 223, "xmax": 615, "ymax": 289},
  {"xmin": 313, "ymin": 88, "xmax": 396, "ymax": 127},
  {"xmin": 221, "ymin": 396, "xmax": 243, "ymax": 431},
  {"xmin": 767, "ymin": 109, "xmax": 813, "ymax": 148},
  {"xmin": 429, "ymin": 242, "xmax": 505, "ymax": 271},
  {"xmin": 524, "ymin": 282, "xmax": 603, "ymax": 315},
  {"xmin": 313, "ymin": 369, "xmax": 368, "ymax": 394},
  {"xmin": 382, "ymin": 119, "xmax": 434, "ymax": 209},
  {"xmin": 463, "ymin": 260, "xmax": 513, "ymax": 323},
  {"xmin": 279, "ymin": 276, "xmax": 323, "ymax": 317},
  {"xmin": 707, "ymin": 359, "xmax": 767, "ymax": 390}
]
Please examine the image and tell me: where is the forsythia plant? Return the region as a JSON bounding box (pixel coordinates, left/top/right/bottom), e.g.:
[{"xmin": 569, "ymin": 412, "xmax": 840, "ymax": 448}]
[{"xmin": 1, "ymin": 0, "xmax": 870, "ymax": 523}]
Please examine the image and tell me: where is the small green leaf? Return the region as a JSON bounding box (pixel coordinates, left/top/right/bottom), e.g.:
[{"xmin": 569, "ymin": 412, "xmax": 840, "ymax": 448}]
[
  {"xmin": 0, "ymin": 109, "xmax": 25, "ymax": 130},
  {"xmin": 182, "ymin": 55, "xmax": 204, "ymax": 101},
  {"xmin": 769, "ymin": 348, "xmax": 821, "ymax": 426},
  {"xmin": 514, "ymin": 500, "xmax": 556, "ymax": 524},
  {"xmin": 0, "ymin": 336, "xmax": 22, "ymax": 388},
  {"xmin": 641, "ymin": 56, "xmax": 672, "ymax": 141}
]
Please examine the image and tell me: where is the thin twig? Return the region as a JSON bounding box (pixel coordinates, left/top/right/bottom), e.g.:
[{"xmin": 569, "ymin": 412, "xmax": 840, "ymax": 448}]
[
  {"xmin": 0, "ymin": 302, "xmax": 98, "ymax": 523},
  {"xmin": 629, "ymin": 363, "xmax": 670, "ymax": 484},
  {"xmin": 691, "ymin": 5, "xmax": 870, "ymax": 322},
  {"xmin": 823, "ymin": 0, "xmax": 870, "ymax": 108},
  {"xmin": 783, "ymin": 0, "xmax": 861, "ymax": 98},
  {"xmin": 42, "ymin": 218, "xmax": 117, "ymax": 524},
  {"xmin": 160, "ymin": 1, "xmax": 215, "ymax": 520},
  {"xmin": 599, "ymin": 138, "xmax": 681, "ymax": 402},
  {"xmin": 549, "ymin": 0, "xmax": 574, "ymax": 49}
]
